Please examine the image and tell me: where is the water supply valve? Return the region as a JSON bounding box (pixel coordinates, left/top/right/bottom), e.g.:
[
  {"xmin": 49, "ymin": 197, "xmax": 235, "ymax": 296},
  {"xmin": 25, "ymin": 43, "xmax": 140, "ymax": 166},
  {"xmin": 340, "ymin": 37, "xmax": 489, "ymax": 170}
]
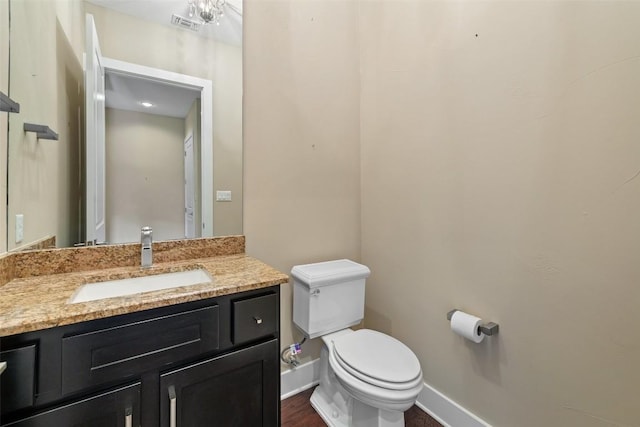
[
  {"xmin": 290, "ymin": 343, "xmax": 302, "ymax": 356},
  {"xmin": 281, "ymin": 338, "xmax": 306, "ymax": 368}
]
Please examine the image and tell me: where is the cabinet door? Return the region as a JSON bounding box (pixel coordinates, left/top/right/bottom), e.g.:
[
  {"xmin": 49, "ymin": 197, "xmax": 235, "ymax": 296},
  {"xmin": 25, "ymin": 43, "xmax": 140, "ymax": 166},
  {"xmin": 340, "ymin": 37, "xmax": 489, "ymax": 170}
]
[
  {"xmin": 2, "ymin": 383, "xmax": 140, "ymax": 427},
  {"xmin": 160, "ymin": 339, "xmax": 279, "ymax": 427},
  {"xmin": 0, "ymin": 345, "xmax": 37, "ymax": 414}
]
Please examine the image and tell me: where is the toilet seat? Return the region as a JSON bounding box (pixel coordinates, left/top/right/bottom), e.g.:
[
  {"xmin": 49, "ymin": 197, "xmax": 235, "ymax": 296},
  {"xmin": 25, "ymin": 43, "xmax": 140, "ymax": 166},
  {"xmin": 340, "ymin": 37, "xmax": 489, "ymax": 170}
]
[
  {"xmin": 327, "ymin": 331, "xmax": 424, "ymax": 413},
  {"xmin": 331, "ymin": 329, "xmax": 422, "ymax": 391}
]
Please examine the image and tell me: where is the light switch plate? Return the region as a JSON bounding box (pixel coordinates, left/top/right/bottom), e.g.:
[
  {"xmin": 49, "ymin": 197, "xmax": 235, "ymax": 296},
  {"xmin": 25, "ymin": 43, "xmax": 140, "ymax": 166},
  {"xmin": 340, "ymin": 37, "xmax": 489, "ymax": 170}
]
[
  {"xmin": 15, "ymin": 214, "xmax": 24, "ymax": 243},
  {"xmin": 216, "ymin": 190, "xmax": 232, "ymax": 202}
]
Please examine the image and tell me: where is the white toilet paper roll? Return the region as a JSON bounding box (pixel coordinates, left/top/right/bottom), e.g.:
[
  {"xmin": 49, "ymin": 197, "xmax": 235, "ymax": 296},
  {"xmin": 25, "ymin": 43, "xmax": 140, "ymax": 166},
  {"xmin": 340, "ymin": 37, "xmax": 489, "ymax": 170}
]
[{"xmin": 450, "ymin": 311, "xmax": 485, "ymax": 343}]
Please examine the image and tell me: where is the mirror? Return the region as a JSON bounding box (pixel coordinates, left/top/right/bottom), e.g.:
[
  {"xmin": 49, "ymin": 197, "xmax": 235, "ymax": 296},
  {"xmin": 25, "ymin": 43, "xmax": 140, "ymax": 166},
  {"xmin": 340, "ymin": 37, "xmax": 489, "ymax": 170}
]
[{"xmin": 6, "ymin": 0, "xmax": 242, "ymax": 250}]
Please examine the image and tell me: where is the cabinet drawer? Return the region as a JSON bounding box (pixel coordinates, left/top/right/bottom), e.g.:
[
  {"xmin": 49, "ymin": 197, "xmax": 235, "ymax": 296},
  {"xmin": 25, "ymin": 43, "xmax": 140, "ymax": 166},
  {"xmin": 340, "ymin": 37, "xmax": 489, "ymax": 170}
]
[
  {"xmin": 232, "ymin": 293, "xmax": 277, "ymax": 344},
  {"xmin": 0, "ymin": 345, "xmax": 37, "ymax": 414},
  {"xmin": 62, "ymin": 305, "xmax": 219, "ymax": 395}
]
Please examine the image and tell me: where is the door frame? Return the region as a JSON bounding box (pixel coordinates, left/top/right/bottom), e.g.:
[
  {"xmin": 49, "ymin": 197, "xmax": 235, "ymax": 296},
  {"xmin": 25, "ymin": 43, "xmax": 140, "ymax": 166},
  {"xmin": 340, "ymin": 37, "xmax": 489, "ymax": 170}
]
[
  {"xmin": 85, "ymin": 14, "xmax": 106, "ymax": 245},
  {"xmin": 101, "ymin": 57, "xmax": 214, "ymax": 237},
  {"xmin": 184, "ymin": 133, "xmax": 196, "ymax": 239}
]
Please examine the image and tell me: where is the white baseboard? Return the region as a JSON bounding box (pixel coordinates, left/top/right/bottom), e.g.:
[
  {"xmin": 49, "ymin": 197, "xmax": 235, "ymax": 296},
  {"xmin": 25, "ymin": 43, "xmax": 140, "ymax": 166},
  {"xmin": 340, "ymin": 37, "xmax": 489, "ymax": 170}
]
[
  {"xmin": 280, "ymin": 359, "xmax": 321, "ymax": 400},
  {"xmin": 415, "ymin": 382, "xmax": 491, "ymax": 427},
  {"xmin": 280, "ymin": 358, "xmax": 491, "ymax": 426}
]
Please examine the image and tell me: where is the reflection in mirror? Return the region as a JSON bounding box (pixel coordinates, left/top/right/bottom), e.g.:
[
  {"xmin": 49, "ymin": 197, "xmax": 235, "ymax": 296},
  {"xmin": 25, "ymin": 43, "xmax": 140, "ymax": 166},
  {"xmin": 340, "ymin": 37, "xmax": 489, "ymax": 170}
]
[
  {"xmin": 6, "ymin": 0, "xmax": 242, "ymax": 251},
  {"xmin": 100, "ymin": 64, "xmax": 212, "ymax": 244}
]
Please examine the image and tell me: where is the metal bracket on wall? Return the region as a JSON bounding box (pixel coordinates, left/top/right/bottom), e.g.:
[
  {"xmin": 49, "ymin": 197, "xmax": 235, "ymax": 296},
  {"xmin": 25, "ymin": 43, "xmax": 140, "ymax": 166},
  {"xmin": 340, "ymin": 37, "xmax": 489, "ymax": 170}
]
[
  {"xmin": 447, "ymin": 309, "xmax": 499, "ymax": 336},
  {"xmin": 0, "ymin": 91, "xmax": 20, "ymax": 113},
  {"xmin": 23, "ymin": 123, "xmax": 59, "ymax": 140}
]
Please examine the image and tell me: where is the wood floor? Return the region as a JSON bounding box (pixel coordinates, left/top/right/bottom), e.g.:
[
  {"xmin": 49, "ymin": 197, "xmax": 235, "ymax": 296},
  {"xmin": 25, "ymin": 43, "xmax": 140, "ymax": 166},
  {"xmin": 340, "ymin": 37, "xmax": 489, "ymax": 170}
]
[{"xmin": 281, "ymin": 387, "xmax": 443, "ymax": 427}]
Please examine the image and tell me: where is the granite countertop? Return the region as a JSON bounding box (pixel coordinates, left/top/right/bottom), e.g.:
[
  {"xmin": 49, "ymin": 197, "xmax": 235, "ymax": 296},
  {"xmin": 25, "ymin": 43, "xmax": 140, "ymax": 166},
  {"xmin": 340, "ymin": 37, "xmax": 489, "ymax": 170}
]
[{"xmin": 0, "ymin": 253, "xmax": 289, "ymax": 337}]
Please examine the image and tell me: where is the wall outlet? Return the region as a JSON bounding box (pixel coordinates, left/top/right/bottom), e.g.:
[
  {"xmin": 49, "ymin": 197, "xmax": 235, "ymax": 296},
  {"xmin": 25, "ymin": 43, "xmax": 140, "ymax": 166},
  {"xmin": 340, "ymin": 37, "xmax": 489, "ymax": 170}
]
[
  {"xmin": 15, "ymin": 214, "xmax": 24, "ymax": 243},
  {"xmin": 216, "ymin": 190, "xmax": 232, "ymax": 202}
]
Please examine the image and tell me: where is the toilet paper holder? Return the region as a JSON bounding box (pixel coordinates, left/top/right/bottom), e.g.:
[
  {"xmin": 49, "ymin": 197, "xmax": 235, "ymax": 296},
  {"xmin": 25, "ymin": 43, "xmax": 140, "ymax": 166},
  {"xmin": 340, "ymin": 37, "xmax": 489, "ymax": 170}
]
[{"xmin": 447, "ymin": 309, "xmax": 499, "ymax": 336}]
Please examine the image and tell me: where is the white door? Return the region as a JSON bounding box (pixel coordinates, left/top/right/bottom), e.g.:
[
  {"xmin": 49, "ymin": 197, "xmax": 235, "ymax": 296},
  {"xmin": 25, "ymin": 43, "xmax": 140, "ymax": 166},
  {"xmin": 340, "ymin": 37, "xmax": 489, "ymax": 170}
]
[
  {"xmin": 85, "ymin": 14, "xmax": 106, "ymax": 245},
  {"xmin": 184, "ymin": 134, "xmax": 196, "ymax": 238}
]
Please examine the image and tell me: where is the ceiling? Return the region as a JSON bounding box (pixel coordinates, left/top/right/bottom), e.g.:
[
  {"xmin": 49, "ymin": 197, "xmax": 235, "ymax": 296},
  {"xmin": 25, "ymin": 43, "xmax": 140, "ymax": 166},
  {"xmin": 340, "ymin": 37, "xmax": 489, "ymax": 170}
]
[
  {"xmin": 89, "ymin": 0, "xmax": 242, "ymax": 118},
  {"xmin": 105, "ymin": 72, "xmax": 201, "ymax": 118}
]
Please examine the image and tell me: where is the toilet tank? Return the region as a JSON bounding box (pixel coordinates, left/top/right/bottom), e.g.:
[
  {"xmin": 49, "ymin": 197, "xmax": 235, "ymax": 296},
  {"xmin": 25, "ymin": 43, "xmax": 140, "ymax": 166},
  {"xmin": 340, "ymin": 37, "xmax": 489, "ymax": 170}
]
[{"xmin": 292, "ymin": 259, "xmax": 371, "ymax": 339}]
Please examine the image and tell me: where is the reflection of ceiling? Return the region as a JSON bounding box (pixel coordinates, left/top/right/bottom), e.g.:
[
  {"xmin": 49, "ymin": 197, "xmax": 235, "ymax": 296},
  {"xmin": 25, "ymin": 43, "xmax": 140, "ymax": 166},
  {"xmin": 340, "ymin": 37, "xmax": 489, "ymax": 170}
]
[
  {"xmin": 105, "ymin": 72, "xmax": 201, "ymax": 118},
  {"xmin": 89, "ymin": 1, "xmax": 241, "ymax": 118},
  {"xmin": 86, "ymin": 0, "xmax": 243, "ymax": 46}
]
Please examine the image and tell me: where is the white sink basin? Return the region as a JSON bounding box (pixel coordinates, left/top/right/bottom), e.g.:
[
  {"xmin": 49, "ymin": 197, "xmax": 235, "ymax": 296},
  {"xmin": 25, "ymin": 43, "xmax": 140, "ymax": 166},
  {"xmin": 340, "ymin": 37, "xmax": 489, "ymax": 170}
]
[{"xmin": 69, "ymin": 269, "xmax": 213, "ymax": 303}]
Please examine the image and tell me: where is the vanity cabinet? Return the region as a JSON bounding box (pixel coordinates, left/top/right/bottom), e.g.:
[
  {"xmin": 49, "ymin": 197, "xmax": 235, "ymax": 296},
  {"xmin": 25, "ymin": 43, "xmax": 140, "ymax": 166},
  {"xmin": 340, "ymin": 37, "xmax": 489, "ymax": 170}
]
[{"xmin": 0, "ymin": 286, "xmax": 280, "ymax": 427}]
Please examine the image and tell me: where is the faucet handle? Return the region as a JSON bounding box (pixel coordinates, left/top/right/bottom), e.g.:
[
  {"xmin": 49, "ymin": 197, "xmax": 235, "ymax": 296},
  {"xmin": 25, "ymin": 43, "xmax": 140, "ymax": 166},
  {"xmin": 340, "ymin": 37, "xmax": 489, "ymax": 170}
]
[{"xmin": 141, "ymin": 226, "xmax": 153, "ymax": 242}]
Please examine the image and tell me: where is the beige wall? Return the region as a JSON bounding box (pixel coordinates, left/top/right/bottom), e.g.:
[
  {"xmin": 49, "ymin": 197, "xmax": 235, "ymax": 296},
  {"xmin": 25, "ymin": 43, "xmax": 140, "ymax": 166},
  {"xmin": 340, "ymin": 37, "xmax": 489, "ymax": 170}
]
[
  {"xmin": 245, "ymin": 0, "xmax": 640, "ymax": 424},
  {"xmin": 86, "ymin": 2, "xmax": 243, "ymax": 237},
  {"xmin": 55, "ymin": 0, "xmax": 85, "ymax": 58},
  {"xmin": 213, "ymin": 41, "xmax": 243, "ymax": 236},
  {"xmin": 105, "ymin": 108, "xmax": 185, "ymax": 243},
  {"xmin": 359, "ymin": 1, "xmax": 640, "ymax": 426},
  {"xmin": 244, "ymin": 0, "xmax": 361, "ymax": 366},
  {"xmin": 7, "ymin": 0, "xmax": 84, "ymax": 250},
  {"xmin": 0, "ymin": 0, "xmax": 8, "ymax": 253}
]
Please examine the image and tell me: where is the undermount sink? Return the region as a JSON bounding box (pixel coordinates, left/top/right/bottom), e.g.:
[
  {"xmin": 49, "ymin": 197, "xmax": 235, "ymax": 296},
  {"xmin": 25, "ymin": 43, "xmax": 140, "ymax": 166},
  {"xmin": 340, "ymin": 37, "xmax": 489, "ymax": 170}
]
[{"xmin": 69, "ymin": 269, "xmax": 213, "ymax": 304}]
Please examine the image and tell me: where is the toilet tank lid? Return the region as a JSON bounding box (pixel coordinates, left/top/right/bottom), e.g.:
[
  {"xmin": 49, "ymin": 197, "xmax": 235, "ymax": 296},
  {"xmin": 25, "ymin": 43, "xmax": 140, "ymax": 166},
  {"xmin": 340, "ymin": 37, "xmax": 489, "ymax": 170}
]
[{"xmin": 291, "ymin": 259, "xmax": 371, "ymax": 288}]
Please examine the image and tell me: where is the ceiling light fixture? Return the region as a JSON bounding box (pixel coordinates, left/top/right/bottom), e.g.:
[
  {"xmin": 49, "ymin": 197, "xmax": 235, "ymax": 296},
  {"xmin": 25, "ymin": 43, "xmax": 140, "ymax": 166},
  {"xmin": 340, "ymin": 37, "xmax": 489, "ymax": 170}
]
[
  {"xmin": 188, "ymin": 0, "xmax": 226, "ymax": 26},
  {"xmin": 140, "ymin": 101, "xmax": 154, "ymax": 108}
]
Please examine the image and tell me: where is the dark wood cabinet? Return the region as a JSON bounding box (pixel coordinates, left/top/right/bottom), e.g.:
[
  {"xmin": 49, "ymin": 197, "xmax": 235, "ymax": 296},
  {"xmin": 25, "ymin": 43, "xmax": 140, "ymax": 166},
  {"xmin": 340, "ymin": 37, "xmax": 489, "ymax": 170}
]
[
  {"xmin": 0, "ymin": 286, "xmax": 280, "ymax": 427},
  {"xmin": 160, "ymin": 339, "xmax": 279, "ymax": 427}
]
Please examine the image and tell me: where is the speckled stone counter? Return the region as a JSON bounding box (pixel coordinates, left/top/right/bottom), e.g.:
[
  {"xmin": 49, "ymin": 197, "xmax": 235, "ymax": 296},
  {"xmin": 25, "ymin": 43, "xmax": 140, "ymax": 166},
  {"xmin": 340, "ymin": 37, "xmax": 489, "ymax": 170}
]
[{"xmin": 0, "ymin": 236, "xmax": 288, "ymax": 337}]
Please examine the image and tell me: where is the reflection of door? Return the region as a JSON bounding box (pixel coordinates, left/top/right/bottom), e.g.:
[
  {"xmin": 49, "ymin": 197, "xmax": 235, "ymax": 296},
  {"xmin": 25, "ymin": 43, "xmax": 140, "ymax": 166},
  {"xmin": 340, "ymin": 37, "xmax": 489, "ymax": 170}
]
[
  {"xmin": 184, "ymin": 134, "xmax": 195, "ymax": 238},
  {"xmin": 85, "ymin": 14, "xmax": 106, "ymax": 244}
]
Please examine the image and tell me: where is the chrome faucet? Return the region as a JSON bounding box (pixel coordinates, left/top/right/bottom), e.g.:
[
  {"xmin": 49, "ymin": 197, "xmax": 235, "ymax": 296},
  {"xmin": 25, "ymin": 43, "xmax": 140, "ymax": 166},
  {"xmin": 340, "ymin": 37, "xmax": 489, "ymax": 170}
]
[{"xmin": 141, "ymin": 226, "xmax": 153, "ymax": 268}]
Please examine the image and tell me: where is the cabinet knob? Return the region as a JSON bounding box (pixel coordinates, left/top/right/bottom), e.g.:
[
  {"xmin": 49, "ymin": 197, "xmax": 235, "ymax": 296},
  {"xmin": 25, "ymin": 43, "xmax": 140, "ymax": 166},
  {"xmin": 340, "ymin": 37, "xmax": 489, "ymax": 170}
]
[{"xmin": 253, "ymin": 316, "xmax": 263, "ymax": 325}]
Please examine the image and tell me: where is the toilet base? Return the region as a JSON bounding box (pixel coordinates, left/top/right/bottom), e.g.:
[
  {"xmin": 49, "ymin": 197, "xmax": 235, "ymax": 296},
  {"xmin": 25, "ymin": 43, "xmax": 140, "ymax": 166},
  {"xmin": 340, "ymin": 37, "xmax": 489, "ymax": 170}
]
[
  {"xmin": 310, "ymin": 385, "xmax": 350, "ymax": 427},
  {"xmin": 311, "ymin": 385, "xmax": 406, "ymax": 427}
]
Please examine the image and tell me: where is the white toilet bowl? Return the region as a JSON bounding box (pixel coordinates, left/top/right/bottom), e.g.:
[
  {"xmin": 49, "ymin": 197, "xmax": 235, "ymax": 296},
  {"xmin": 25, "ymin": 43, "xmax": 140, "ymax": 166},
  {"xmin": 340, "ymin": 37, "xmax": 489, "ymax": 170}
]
[{"xmin": 310, "ymin": 329, "xmax": 423, "ymax": 427}]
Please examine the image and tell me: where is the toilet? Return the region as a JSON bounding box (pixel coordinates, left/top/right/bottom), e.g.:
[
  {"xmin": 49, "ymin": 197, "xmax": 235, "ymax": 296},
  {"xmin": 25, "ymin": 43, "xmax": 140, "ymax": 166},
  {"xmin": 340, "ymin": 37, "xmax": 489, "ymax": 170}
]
[{"xmin": 292, "ymin": 259, "xmax": 423, "ymax": 427}]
